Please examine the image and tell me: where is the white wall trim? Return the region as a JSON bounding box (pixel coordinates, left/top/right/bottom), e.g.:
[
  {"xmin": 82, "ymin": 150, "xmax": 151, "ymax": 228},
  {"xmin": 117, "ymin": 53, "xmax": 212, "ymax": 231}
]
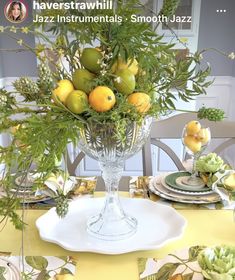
[{"xmin": 209, "ymin": 76, "xmax": 234, "ymax": 86}]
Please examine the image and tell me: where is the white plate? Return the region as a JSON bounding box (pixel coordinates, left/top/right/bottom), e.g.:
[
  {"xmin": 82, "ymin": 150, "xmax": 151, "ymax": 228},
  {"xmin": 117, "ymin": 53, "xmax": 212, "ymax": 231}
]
[
  {"xmin": 0, "ymin": 257, "xmax": 20, "ymax": 280},
  {"xmin": 150, "ymin": 177, "xmax": 220, "ymax": 204},
  {"xmin": 36, "ymin": 197, "xmax": 186, "ymax": 255},
  {"xmin": 15, "ymin": 173, "xmax": 40, "ymax": 187},
  {"xmin": 161, "ymin": 175, "xmax": 214, "ymax": 196}
]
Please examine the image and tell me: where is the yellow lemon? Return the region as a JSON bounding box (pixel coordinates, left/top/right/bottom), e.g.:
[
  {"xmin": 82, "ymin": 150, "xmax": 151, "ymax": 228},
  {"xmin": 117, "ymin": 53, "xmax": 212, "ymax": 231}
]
[
  {"xmin": 52, "ymin": 80, "xmax": 74, "ymax": 104},
  {"xmin": 127, "ymin": 92, "xmax": 151, "ymax": 113},
  {"xmin": 89, "ymin": 86, "xmax": 116, "ymax": 112},
  {"xmin": 80, "ymin": 48, "xmax": 103, "ymax": 73},
  {"xmin": 197, "ymin": 128, "xmax": 211, "ymax": 144},
  {"xmin": 186, "ymin": 120, "xmax": 201, "ymax": 135},
  {"xmin": 72, "ymin": 69, "xmax": 95, "ymax": 94},
  {"xmin": 112, "ymin": 58, "xmax": 138, "ymax": 75},
  {"xmin": 184, "ymin": 135, "xmax": 202, "ymax": 153},
  {"xmin": 114, "ymin": 69, "xmax": 135, "ymax": 95},
  {"xmin": 66, "ymin": 90, "xmax": 88, "ymax": 114}
]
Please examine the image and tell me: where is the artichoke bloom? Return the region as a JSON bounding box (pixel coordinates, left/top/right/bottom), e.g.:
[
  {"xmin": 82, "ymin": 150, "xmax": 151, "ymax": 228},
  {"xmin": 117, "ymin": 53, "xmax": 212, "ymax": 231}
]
[
  {"xmin": 198, "ymin": 246, "xmax": 235, "ymax": 280},
  {"xmin": 195, "ymin": 153, "xmax": 224, "ymax": 174}
]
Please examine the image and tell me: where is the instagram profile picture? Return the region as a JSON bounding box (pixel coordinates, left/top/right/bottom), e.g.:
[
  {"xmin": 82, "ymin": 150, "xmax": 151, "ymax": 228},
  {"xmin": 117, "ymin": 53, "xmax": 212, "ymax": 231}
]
[{"xmin": 4, "ymin": 1, "xmax": 28, "ymax": 23}]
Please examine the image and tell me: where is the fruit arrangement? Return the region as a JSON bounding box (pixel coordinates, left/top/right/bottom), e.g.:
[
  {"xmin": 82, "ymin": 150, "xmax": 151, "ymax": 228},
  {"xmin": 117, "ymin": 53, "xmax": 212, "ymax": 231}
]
[
  {"xmin": 197, "ymin": 245, "xmax": 235, "ymax": 280},
  {"xmin": 52, "ymin": 47, "xmax": 151, "ymax": 116},
  {"xmin": 183, "ymin": 120, "xmax": 211, "ymax": 153},
  {"xmin": 0, "ymin": 0, "xmax": 227, "ymax": 226}
]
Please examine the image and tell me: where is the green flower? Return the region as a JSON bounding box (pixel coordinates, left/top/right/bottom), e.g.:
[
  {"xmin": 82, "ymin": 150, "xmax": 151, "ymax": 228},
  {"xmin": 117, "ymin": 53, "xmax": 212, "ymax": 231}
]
[
  {"xmin": 21, "ymin": 27, "xmax": 29, "ymax": 34},
  {"xmin": 195, "ymin": 153, "xmax": 224, "ymax": 173},
  {"xmin": 9, "ymin": 26, "xmax": 17, "ymax": 33},
  {"xmin": 198, "ymin": 246, "xmax": 235, "ymax": 280},
  {"xmin": 17, "ymin": 39, "xmax": 23, "ymax": 46}
]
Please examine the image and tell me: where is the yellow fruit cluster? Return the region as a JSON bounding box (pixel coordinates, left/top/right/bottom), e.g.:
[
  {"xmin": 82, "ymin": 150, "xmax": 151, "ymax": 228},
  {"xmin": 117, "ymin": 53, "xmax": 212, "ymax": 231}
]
[
  {"xmin": 52, "ymin": 79, "xmax": 88, "ymax": 114},
  {"xmin": 52, "ymin": 48, "xmax": 151, "ymax": 114},
  {"xmin": 183, "ymin": 120, "xmax": 211, "ymax": 153}
]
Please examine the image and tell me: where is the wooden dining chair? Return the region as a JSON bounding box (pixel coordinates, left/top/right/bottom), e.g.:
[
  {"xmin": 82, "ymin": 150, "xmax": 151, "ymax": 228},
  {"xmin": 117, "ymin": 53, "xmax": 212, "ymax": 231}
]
[
  {"xmin": 64, "ymin": 146, "xmax": 131, "ymax": 191},
  {"xmin": 142, "ymin": 113, "xmax": 235, "ymax": 176},
  {"xmin": 65, "ymin": 145, "xmax": 85, "ymax": 176}
]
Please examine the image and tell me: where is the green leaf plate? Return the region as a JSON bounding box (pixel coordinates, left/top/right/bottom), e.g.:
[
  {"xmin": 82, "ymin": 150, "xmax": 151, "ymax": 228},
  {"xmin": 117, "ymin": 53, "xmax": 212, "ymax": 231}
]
[{"xmin": 165, "ymin": 172, "xmax": 212, "ymax": 194}]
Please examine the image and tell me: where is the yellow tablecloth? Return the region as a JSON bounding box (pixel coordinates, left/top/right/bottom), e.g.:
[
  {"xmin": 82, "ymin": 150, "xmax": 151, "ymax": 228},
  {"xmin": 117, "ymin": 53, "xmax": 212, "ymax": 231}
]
[{"xmin": 0, "ymin": 196, "xmax": 235, "ymax": 280}]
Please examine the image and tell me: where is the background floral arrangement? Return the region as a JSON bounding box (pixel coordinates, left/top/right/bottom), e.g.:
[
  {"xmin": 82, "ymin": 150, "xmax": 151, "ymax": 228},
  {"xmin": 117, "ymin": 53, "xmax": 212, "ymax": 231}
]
[{"xmin": 0, "ymin": 0, "xmax": 229, "ymax": 228}]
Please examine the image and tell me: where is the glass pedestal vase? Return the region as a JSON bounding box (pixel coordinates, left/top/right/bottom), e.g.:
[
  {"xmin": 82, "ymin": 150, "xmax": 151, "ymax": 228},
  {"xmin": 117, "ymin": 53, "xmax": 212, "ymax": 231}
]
[{"xmin": 77, "ymin": 118, "xmax": 152, "ymax": 241}]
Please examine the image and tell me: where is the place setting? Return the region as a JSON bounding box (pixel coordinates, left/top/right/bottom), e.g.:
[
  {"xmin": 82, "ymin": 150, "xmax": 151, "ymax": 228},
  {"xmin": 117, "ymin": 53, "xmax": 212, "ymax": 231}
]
[
  {"xmin": 149, "ymin": 171, "xmax": 222, "ymax": 205},
  {"xmin": 0, "ymin": 171, "xmax": 97, "ymax": 206},
  {"xmin": 132, "ymin": 120, "xmax": 235, "ymax": 208}
]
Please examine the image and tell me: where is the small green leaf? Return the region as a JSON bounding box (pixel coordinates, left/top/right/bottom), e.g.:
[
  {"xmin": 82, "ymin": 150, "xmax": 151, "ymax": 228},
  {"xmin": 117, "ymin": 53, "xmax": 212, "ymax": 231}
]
[
  {"xmin": 155, "ymin": 263, "xmax": 180, "ymax": 280},
  {"xmin": 0, "ymin": 266, "xmax": 6, "ymax": 278},
  {"xmin": 25, "ymin": 256, "xmax": 48, "ymax": 270},
  {"xmin": 0, "ymin": 266, "xmax": 6, "ymax": 273},
  {"xmin": 188, "ymin": 246, "xmax": 206, "ymax": 261},
  {"xmin": 59, "ymin": 268, "xmax": 73, "ymax": 275},
  {"xmin": 138, "ymin": 258, "xmax": 148, "ymax": 275}
]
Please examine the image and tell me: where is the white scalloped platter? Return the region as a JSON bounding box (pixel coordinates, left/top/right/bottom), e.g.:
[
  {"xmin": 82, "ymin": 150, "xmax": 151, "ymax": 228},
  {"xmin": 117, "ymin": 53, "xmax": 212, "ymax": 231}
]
[{"xmin": 36, "ymin": 197, "xmax": 186, "ymax": 255}]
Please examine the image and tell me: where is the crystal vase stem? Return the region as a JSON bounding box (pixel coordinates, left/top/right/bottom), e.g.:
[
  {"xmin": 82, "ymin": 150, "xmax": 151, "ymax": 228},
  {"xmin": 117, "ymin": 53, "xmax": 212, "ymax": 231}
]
[
  {"xmin": 87, "ymin": 161, "xmax": 137, "ymax": 240},
  {"xmin": 191, "ymin": 154, "xmax": 199, "ymax": 178},
  {"xmin": 78, "ymin": 117, "xmax": 152, "ymax": 240},
  {"xmin": 100, "ymin": 162, "xmax": 125, "ymax": 224}
]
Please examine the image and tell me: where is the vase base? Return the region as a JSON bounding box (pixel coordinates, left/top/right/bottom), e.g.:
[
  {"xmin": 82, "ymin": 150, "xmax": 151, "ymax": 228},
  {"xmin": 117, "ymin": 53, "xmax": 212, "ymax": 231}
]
[{"xmin": 87, "ymin": 214, "xmax": 137, "ymax": 241}]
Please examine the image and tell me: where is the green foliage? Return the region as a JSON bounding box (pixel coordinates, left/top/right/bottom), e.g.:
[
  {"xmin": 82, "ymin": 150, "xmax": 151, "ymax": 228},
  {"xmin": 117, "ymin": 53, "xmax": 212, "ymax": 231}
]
[
  {"xmin": 188, "ymin": 245, "xmax": 207, "ymax": 261},
  {"xmin": 198, "ymin": 107, "xmax": 225, "ymax": 121},
  {"xmin": 55, "ymin": 195, "xmax": 69, "ymax": 218},
  {"xmin": 160, "ymin": 0, "xmax": 181, "ymax": 17},
  {"xmin": 25, "ymin": 256, "xmax": 48, "ymax": 270}
]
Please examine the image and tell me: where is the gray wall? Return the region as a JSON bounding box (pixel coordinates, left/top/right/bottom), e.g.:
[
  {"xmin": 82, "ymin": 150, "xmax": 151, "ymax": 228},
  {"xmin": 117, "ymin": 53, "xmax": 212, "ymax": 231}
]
[
  {"xmin": 0, "ymin": 1, "xmax": 37, "ymax": 78},
  {"xmin": 198, "ymin": 0, "xmax": 235, "ymax": 77}
]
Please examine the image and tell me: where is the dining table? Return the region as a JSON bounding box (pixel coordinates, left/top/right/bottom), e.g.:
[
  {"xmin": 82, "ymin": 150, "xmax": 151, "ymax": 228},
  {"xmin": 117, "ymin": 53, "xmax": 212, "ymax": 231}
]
[{"xmin": 0, "ymin": 178, "xmax": 235, "ymax": 280}]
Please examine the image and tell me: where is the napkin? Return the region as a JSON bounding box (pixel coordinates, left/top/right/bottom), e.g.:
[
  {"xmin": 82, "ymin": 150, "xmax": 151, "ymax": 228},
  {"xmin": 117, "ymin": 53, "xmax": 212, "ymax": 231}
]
[
  {"xmin": 138, "ymin": 246, "xmax": 205, "ymax": 280},
  {"xmin": 0, "ymin": 254, "xmax": 78, "ymax": 279}
]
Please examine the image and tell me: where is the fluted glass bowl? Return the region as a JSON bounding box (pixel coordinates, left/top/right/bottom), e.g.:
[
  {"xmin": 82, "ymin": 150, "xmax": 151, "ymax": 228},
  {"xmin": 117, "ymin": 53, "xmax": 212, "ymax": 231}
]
[{"xmin": 77, "ymin": 117, "xmax": 152, "ymax": 240}]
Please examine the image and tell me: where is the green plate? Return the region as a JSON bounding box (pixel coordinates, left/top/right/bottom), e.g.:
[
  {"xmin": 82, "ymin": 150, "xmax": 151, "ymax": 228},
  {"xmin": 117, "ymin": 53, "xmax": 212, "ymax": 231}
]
[{"xmin": 165, "ymin": 172, "xmax": 211, "ymax": 193}]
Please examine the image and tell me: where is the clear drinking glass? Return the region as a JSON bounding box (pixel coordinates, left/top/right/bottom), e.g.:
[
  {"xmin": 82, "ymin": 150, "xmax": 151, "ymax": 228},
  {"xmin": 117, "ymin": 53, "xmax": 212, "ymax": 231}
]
[
  {"xmin": 77, "ymin": 117, "xmax": 152, "ymax": 240},
  {"xmin": 182, "ymin": 125, "xmax": 211, "ymax": 186}
]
